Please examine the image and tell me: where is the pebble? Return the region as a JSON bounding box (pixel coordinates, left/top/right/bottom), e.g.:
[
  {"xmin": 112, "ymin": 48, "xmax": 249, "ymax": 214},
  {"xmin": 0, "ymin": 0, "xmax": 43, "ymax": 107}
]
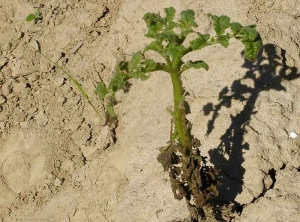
[
  {"xmin": 264, "ymin": 1, "xmax": 274, "ymax": 8},
  {"xmin": 0, "ymin": 95, "xmax": 6, "ymax": 105},
  {"xmin": 289, "ymin": 131, "xmax": 298, "ymax": 139},
  {"xmin": 29, "ymin": 40, "xmax": 40, "ymax": 51},
  {"xmin": 13, "ymin": 82, "xmax": 27, "ymax": 94},
  {"xmin": 54, "ymin": 178, "xmax": 62, "ymax": 187},
  {"xmin": 27, "ymin": 73, "xmax": 40, "ymax": 82},
  {"xmin": 35, "ymin": 111, "xmax": 49, "ymax": 126},
  {"xmin": 54, "ymin": 76, "xmax": 65, "ymax": 87},
  {"xmin": 70, "ymin": 42, "xmax": 83, "ymax": 54}
]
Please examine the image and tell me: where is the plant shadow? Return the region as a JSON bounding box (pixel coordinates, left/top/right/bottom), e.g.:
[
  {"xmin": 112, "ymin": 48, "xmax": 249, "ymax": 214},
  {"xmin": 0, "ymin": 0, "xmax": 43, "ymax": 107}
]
[{"xmin": 202, "ymin": 44, "xmax": 300, "ymax": 218}]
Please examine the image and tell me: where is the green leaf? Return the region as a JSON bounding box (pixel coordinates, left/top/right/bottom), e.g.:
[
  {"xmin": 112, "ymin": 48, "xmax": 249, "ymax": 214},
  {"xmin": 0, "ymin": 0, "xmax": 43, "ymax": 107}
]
[
  {"xmin": 180, "ymin": 60, "xmax": 209, "ymax": 73},
  {"xmin": 242, "ymin": 38, "xmax": 262, "ymax": 61},
  {"xmin": 178, "ymin": 9, "xmax": 198, "ymax": 29},
  {"xmin": 107, "ymin": 104, "xmax": 116, "ymax": 118},
  {"xmin": 95, "ymin": 82, "xmax": 108, "ymax": 100},
  {"xmin": 190, "ymin": 33, "xmax": 210, "ymax": 50},
  {"xmin": 143, "ymin": 59, "xmax": 156, "ymax": 72},
  {"xmin": 157, "ymin": 30, "xmax": 179, "ymax": 43},
  {"xmin": 128, "ymin": 51, "xmax": 142, "ymax": 71},
  {"xmin": 208, "ymin": 14, "xmax": 230, "ymax": 36},
  {"xmin": 145, "ymin": 40, "xmax": 163, "ymax": 53},
  {"xmin": 165, "ymin": 43, "xmax": 186, "ymax": 59},
  {"xmin": 132, "ymin": 70, "xmax": 149, "ymax": 80},
  {"xmin": 218, "ymin": 34, "xmax": 230, "ymax": 47},
  {"xmin": 143, "ymin": 12, "xmax": 165, "ymax": 38},
  {"xmin": 165, "ymin": 7, "xmax": 176, "ymax": 22},
  {"xmin": 109, "ymin": 64, "xmax": 128, "ymax": 92},
  {"xmin": 26, "ymin": 14, "xmax": 36, "ymax": 22},
  {"xmin": 230, "ymin": 22, "xmax": 243, "ymax": 35},
  {"xmin": 242, "ymin": 26, "xmax": 259, "ymax": 42}
]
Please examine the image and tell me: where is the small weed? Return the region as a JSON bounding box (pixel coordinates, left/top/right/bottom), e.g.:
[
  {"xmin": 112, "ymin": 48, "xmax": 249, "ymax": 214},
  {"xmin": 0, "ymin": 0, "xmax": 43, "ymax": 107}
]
[{"xmin": 26, "ymin": 8, "xmax": 42, "ymax": 24}]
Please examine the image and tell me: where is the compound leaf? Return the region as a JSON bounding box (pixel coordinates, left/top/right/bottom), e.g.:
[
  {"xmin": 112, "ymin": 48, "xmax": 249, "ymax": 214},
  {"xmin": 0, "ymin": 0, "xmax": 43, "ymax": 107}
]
[
  {"xmin": 95, "ymin": 82, "xmax": 108, "ymax": 100},
  {"xmin": 208, "ymin": 14, "xmax": 230, "ymax": 36},
  {"xmin": 26, "ymin": 14, "xmax": 36, "ymax": 22},
  {"xmin": 190, "ymin": 33, "xmax": 210, "ymax": 50},
  {"xmin": 181, "ymin": 60, "xmax": 209, "ymax": 73}
]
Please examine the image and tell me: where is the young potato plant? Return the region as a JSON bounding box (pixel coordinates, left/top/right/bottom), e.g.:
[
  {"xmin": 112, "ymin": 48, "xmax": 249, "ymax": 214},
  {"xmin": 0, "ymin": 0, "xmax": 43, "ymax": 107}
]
[
  {"xmin": 26, "ymin": 8, "xmax": 42, "ymax": 24},
  {"xmin": 96, "ymin": 7, "xmax": 261, "ymax": 219}
]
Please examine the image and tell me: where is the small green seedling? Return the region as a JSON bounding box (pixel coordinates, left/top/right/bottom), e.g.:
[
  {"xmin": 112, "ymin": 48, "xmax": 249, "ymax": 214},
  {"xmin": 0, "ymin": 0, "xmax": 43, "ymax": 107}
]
[
  {"xmin": 96, "ymin": 7, "xmax": 262, "ymax": 220},
  {"xmin": 26, "ymin": 8, "xmax": 42, "ymax": 24}
]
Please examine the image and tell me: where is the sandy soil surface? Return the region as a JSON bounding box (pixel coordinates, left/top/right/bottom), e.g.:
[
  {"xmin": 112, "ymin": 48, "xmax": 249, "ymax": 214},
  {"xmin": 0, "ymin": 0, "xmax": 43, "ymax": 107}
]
[{"xmin": 0, "ymin": 0, "xmax": 300, "ymax": 221}]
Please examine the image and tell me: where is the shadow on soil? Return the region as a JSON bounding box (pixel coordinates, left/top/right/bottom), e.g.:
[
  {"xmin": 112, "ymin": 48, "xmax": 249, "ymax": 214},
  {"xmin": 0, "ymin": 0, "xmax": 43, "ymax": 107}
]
[{"xmin": 202, "ymin": 44, "xmax": 300, "ymax": 220}]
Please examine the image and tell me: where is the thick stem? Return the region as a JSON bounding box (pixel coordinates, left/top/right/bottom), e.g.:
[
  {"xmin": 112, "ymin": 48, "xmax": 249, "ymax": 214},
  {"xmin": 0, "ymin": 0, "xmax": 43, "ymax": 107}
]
[{"xmin": 169, "ymin": 58, "xmax": 191, "ymax": 152}]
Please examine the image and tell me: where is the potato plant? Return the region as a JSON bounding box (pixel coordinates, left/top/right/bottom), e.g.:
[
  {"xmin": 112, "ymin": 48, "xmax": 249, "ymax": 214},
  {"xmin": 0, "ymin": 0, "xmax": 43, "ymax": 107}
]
[{"xmin": 96, "ymin": 7, "xmax": 261, "ymax": 220}]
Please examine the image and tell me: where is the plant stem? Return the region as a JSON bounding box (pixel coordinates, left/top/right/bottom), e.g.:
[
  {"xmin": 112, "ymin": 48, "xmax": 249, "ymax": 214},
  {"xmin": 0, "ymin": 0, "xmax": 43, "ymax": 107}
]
[{"xmin": 169, "ymin": 59, "xmax": 191, "ymax": 152}]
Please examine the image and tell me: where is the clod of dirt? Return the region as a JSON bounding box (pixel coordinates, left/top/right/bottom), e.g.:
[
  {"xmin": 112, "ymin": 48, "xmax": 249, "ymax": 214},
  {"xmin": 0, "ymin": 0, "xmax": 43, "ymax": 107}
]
[{"xmin": 0, "ymin": 55, "xmax": 7, "ymax": 68}]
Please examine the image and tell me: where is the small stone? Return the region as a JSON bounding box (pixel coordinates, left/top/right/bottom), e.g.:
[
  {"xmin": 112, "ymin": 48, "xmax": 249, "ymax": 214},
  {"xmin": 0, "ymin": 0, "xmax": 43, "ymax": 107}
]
[
  {"xmin": 35, "ymin": 111, "xmax": 48, "ymax": 126},
  {"xmin": 19, "ymin": 122, "xmax": 29, "ymax": 128},
  {"xmin": 13, "ymin": 82, "xmax": 27, "ymax": 94},
  {"xmin": 289, "ymin": 131, "xmax": 298, "ymax": 139},
  {"xmin": 0, "ymin": 95, "xmax": 6, "ymax": 105},
  {"xmin": 0, "ymin": 55, "xmax": 7, "ymax": 68},
  {"xmin": 29, "ymin": 40, "xmax": 40, "ymax": 51},
  {"xmin": 27, "ymin": 74, "xmax": 40, "ymax": 82},
  {"xmin": 54, "ymin": 76, "xmax": 65, "ymax": 87},
  {"xmin": 70, "ymin": 42, "xmax": 83, "ymax": 54},
  {"xmin": 54, "ymin": 178, "xmax": 62, "ymax": 187},
  {"xmin": 264, "ymin": 1, "xmax": 274, "ymax": 8},
  {"xmin": 1, "ymin": 81, "xmax": 12, "ymax": 96}
]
